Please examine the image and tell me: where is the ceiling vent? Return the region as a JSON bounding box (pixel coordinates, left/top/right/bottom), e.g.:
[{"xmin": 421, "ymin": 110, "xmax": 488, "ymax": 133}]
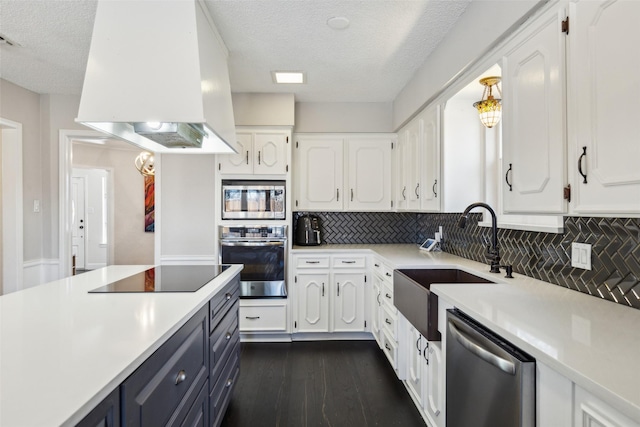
[{"xmin": 76, "ymin": 0, "xmax": 238, "ymax": 154}]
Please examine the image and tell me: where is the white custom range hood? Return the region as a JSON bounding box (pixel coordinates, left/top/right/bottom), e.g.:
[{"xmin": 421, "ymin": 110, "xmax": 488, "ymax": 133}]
[{"xmin": 76, "ymin": 0, "xmax": 238, "ymax": 154}]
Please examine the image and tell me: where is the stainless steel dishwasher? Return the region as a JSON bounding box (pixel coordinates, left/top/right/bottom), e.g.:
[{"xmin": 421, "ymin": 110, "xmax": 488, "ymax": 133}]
[{"xmin": 446, "ymin": 309, "xmax": 535, "ymax": 427}]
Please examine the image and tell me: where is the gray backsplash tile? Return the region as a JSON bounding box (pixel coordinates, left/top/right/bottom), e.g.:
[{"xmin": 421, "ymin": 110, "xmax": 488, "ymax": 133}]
[{"xmin": 294, "ymin": 211, "xmax": 640, "ymax": 310}]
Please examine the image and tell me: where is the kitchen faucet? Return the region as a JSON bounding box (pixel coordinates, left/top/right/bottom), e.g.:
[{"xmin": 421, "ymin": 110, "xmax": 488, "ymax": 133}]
[{"xmin": 458, "ymin": 202, "xmax": 513, "ymax": 278}]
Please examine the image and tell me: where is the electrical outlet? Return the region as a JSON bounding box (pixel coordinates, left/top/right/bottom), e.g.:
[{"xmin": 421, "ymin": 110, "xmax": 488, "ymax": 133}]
[{"xmin": 571, "ymin": 242, "xmax": 592, "ymax": 270}]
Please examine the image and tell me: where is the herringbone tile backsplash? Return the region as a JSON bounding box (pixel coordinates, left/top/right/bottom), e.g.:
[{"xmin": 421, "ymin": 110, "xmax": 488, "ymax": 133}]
[{"xmin": 293, "ymin": 211, "xmax": 640, "ymax": 310}]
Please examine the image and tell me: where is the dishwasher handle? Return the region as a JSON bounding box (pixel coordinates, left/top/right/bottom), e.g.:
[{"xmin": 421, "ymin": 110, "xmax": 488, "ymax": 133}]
[{"xmin": 448, "ymin": 318, "xmax": 516, "ymax": 375}]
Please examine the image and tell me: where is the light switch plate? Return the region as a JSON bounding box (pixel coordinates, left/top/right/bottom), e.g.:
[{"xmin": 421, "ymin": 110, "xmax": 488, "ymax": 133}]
[{"xmin": 571, "ymin": 242, "xmax": 592, "ymax": 270}]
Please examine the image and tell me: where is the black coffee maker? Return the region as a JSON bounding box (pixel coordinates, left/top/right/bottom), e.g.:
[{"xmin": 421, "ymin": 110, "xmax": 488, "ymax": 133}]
[{"xmin": 295, "ymin": 215, "xmax": 322, "ymax": 246}]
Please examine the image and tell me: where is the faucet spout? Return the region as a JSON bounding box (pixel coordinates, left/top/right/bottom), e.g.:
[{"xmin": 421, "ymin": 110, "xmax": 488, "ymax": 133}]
[{"xmin": 458, "ymin": 202, "xmax": 501, "ymax": 273}]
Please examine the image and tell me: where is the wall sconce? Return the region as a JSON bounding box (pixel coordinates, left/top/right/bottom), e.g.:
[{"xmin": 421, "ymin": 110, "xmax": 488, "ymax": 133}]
[
  {"xmin": 134, "ymin": 151, "xmax": 155, "ymax": 176},
  {"xmin": 473, "ymin": 76, "xmax": 502, "ymax": 128}
]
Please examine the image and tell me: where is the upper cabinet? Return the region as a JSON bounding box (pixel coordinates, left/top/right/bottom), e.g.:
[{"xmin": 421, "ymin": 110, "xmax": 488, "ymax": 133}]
[
  {"xmin": 218, "ymin": 128, "xmax": 290, "ymax": 175},
  {"xmin": 501, "ymin": 5, "xmax": 567, "ymax": 214},
  {"xmin": 500, "ymin": 0, "xmax": 639, "ymax": 217},
  {"xmin": 396, "ymin": 105, "xmax": 441, "ymax": 213},
  {"xmin": 568, "ymin": 0, "xmax": 640, "ymax": 215},
  {"xmin": 294, "ymin": 134, "xmax": 395, "ymax": 212}
]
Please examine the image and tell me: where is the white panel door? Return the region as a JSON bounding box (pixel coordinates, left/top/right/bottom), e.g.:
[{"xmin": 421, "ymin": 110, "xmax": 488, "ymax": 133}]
[
  {"xmin": 396, "ymin": 129, "xmax": 410, "ymax": 210},
  {"xmin": 569, "ymin": 0, "xmax": 640, "ymax": 215},
  {"xmin": 253, "ymin": 132, "xmax": 288, "ymax": 175},
  {"xmin": 218, "ymin": 132, "xmax": 253, "ymax": 174},
  {"xmin": 371, "ymin": 274, "xmax": 383, "ymax": 347},
  {"xmin": 406, "ymin": 324, "xmax": 424, "ymax": 405},
  {"xmin": 332, "ymin": 272, "xmax": 365, "ymax": 332},
  {"xmin": 296, "ymin": 273, "xmax": 329, "ymax": 333},
  {"xmin": 71, "ymin": 176, "xmax": 86, "ymax": 270},
  {"xmin": 502, "ymin": 6, "xmax": 567, "ymax": 213},
  {"xmin": 421, "ymin": 104, "xmax": 441, "ymax": 212},
  {"xmin": 423, "ymin": 340, "xmax": 444, "ymax": 427},
  {"xmin": 407, "ymin": 119, "xmax": 422, "ymax": 211},
  {"xmin": 295, "ymin": 137, "xmax": 344, "ymax": 211},
  {"xmin": 347, "ymin": 138, "xmax": 392, "ymax": 211}
]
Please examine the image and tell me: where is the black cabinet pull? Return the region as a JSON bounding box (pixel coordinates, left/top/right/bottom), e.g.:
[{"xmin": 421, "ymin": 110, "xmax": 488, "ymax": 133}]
[
  {"xmin": 416, "ymin": 336, "xmax": 422, "ymax": 355},
  {"xmin": 385, "ymin": 343, "xmax": 391, "ymax": 351},
  {"xmin": 245, "ymin": 316, "xmax": 260, "ymax": 320},
  {"xmin": 374, "ymin": 263, "xmax": 380, "ymax": 267},
  {"xmin": 377, "ymin": 292, "xmax": 381, "ymax": 305},
  {"xmin": 341, "ymin": 260, "xmax": 356, "ymax": 264},
  {"xmin": 385, "ymin": 318, "xmax": 392, "ymax": 325},
  {"xmin": 337, "ymin": 283, "xmax": 340, "ymax": 297},
  {"xmin": 245, "ymin": 150, "xmax": 249, "ymax": 165},
  {"xmin": 415, "ymin": 183, "xmax": 420, "ymax": 198},
  {"xmin": 336, "ymin": 188, "xmax": 339, "ymax": 201},
  {"xmin": 351, "ymin": 188, "xmax": 354, "ymax": 201},
  {"xmin": 578, "ymin": 146, "xmax": 588, "ymax": 184},
  {"xmin": 402, "ymin": 186, "xmax": 407, "ymax": 200},
  {"xmin": 432, "ymin": 179, "xmax": 438, "ymax": 197},
  {"xmin": 505, "ymin": 163, "xmax": 513, "ymax": 191},
  {"xmin": 322, "ymin": 283, "xmax": 325, "ymax": 297},
  {"xmin": 385, "ymin": 272, "xmax": 392, "ymax": 277},
  {"xmin": 258, "ymin": 151, "xmax": 261, "ymax": 165}
]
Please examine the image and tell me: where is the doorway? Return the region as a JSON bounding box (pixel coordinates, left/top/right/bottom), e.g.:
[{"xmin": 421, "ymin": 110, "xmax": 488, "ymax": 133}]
[
  {"xmin": 0, "ymin": 117, "xmax": 24, "ymax": 294},
  {"xmin": 71, "ymin": 168, "xmax": 111, "ymax": 272}
]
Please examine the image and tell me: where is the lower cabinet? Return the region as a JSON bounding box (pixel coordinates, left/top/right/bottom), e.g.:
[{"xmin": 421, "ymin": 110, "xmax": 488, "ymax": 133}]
[
  {"xmin": 239, "ymin": 299, "xmax": 288, "ymax": 333},
  {"xmin": 76, "ymin": 275, "xmax": 240, "ymax": 427},
  {"xmin": 292, "ymin": 253, "xmax": 368, "ymax": 334},
  {"xmin": 399, "ymin": 314, "xmax": 444, "ymax": 427}
]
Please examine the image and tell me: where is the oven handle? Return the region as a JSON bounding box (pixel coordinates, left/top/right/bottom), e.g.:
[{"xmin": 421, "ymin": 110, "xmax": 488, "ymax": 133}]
[{"xmin": 220, "ymin": 241, "xmax": 285, "ymax": 247}]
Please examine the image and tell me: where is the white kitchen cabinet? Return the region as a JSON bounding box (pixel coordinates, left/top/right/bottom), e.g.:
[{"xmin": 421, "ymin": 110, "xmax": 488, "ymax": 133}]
[
  {"xmin": 501, "ymin": 5, "xmax": 567, "ymax": 214},
  {"xmin": 292, "ymin": 253, "xmax": 368, "ymax": 334},
  {"xmin": 218, "ymin": 128, "xmax": 289, "ymax": 175},
  {"xmin": 568, "ymin": 0, "xmax": 640, "ymax": 215},
  {"xmin": 395, "ymin": 104, "xmax": 441, "ymax": 213},
  {"xmin": 293, "ymin": 134, "xmax": 395, "ymax": 212},
  {"xmin": 294, "ymin": 137, "xmax": 343, "ymax": 210},
  {"xmin": 239, "ymin": 299, "xmax": 288, "ymax": 333},
  {"xmin": 405, "ymin": 321, "xmax": 424, "ymax": 404},
  {"xmin": 295, "ymin": 272, "xmax": 330, "ymax": 333},
  {"xmin": 423, "ymin": 340, "xmax": 444, "ymax": 427},
  {"xmin": 347, "ymin": 137, "xmax": 393, "ymax": 211},
  {"xmin": 371, "ymin": 273, "xmax": 383, "ymax": 347},
  {"xmin": 574, "ymin": 386, "xmax": 640, "ymax": 427}
]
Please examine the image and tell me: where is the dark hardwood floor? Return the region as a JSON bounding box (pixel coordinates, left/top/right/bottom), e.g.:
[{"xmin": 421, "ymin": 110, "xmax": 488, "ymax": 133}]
[{"xmin": 221, "ymin": 340, "xmax": 426, "ymax": 427}]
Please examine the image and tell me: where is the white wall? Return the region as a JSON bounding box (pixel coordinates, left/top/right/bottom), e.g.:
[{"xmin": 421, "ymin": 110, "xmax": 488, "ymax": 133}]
[
  {"xmin": 442, "ymin": 98, "xmax": 485, "ymax": 212},
  {"xmin": 295, "ymin": 102, "xmax": 393, "ymax": 133},
  {"xmin": 393, "ymin": 0, "xmax": 542, "ymax": 129},
  {"xmin": 159, "ymin": 154, "xmax": 217, "ymax": 262},
  {"xmin": 232, "ymin": 93, "xmax": 295, "ymax": 126},
  {"xmin": 72, "ymin": 143, "xmax": 154, "ymax": 265}
]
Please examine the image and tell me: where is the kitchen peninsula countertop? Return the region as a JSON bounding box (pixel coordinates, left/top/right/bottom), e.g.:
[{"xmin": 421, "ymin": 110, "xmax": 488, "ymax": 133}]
[
  {"xmin": 293, "ymin": 243, "xmax": 640, "ymax": 421},
  {"xmin": 0, "ymin": 264, "xmax": 242, "ymax": 427}
]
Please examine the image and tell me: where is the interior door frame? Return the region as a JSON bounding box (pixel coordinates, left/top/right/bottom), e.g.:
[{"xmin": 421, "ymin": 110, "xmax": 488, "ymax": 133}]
[{"xmin": 0, "ymin": 117, "xmax": 24, "ymax": 294}]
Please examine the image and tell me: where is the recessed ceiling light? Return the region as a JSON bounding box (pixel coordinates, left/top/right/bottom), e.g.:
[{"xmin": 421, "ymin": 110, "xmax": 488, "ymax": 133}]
[
  {"xmin": 272, "ymin": 71, "xmax": 306, "ymax": 84},
  {"xmin": 327, "ymin": 16, "xmax": 350, "ymax": 30}
]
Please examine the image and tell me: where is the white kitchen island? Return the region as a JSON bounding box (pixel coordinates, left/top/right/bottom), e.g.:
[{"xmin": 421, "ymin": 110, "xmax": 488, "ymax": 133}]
[{"xmin": 0, "ymin": 264, "xmax": 242, "ymax": 427}]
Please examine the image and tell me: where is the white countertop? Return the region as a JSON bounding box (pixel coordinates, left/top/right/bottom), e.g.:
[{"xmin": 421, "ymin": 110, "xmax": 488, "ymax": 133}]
[
  {"xmin": 0, "ymin": 264, "xmax": 242, "ymax": 427},
  {"xmin": 294, "ymin": 244, "xmax": 640, "ymax": 421}
]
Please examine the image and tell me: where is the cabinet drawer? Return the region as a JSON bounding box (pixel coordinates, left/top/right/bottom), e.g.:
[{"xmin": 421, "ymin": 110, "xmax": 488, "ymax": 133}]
[
  {"xmin": 381, "ymin": 280, "xmax": 395, "ymax": 309},
  {"xmin": 210, "ymin": 343, "xmax": 240, "ymax": 427},
  {"xmin": 381, "ymin": 329, "xmax": 398, "ymax": 370},
  {"xmin": 381, "ymin": 303, "xmax": 398, "ymax": 340},
  {"xmin": 122, "ymin": 306, "xmax": 208, "ymax": 427},
  {"xmin": 239, "ymin": 304, "xmax": 287, "ymax": 332},
  {"xmin": 166, "ymin": 381, "xmax": 208, "ymax": 427},
  {"xmin": 210, "ymin": 277, "xmax": 240, "ymax": 333},
  {"xmin": 372, "ymin": 258, "xmax": 385, "ymax": 276},
  {"xmin": 332, "ymin": 255, "xmax": 366, "ymax": 269},
  {"xmin": 295, "ymin": 256, "xmax": 330, "ymax": 269},
  {"xmin": 210, "ymin": 301, "xmax": 240, "ymax": 390}
]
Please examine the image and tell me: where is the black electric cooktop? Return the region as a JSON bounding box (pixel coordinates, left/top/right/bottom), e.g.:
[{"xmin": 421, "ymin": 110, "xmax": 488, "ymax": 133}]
[{"xmin": 89, "ymin": 265, "xmax": 230, "ymax": 293}]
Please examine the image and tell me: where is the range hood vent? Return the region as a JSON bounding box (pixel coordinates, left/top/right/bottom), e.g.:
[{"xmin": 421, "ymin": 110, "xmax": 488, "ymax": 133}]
[{"xmin": 76, "ymin": 0, "xmax": 238, "ymax": 154}]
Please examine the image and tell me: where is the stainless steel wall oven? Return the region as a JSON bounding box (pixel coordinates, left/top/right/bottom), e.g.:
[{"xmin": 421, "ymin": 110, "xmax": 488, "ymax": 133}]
[{"xmin": 219, "ymin": 225, "xmax": 287, "ymax": 298}]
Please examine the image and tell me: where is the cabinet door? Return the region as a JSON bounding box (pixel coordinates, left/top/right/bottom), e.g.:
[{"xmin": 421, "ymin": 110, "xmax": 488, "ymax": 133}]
[
  {"xmin": 421, "ymin": 104, "xmax": 441, "ymax": 212},
  {"xmin": 295, "ymin": 137, "xmax": 344, "ymax": 211},
  {"xmin": 574, "ymin": 385, "xmax": 639, "ymax": 427},
  {"xmin": 502, "ymin": 6, "xmax": 567, "ymax": 214},
  {"xmin": 569, "ymin": 0, "xmax": 640, "ymax": 215},
  {"xmin": 371, "ymin": 275, "xmax": 383, "ymax": 347},
  {"xmin": 218, "ymin": 132, "xmax": 253, "ymax": 174},
  {"xmin": 76, "ymin": 388, "xmax": 120, "ymax": 427},
  {"xmin": 332, "ymin": 272, "xmax": 365, "ymax": 332},
  {"xmin": 406, "ymin": 324, "xmax": 424, "ymax": 405},
  {"xmin": 347, "ymin": 138, "xmax": 393, "ymax": 211},
  {"xmin": 396, "ymin": 129, "xmax": 410, "ymax": 210},
  {"xmin": 296, "ymin": 273, "xmax": 330, "ymax": 332},
  {"xmin": 253, "ymin": 132, "xmax": 288, "ymax": 175},
  {"xmin": 423, "ymin": 340, "xmax": 444, "ymax": 427}
]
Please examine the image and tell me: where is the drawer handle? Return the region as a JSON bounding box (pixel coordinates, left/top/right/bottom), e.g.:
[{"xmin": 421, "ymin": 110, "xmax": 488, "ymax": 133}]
[
  {"xmin": 385, "ymin": 318, "xmax": 392, "ymax": 325},
  {"xmin": 225, "ymin": 293, "xmax": 232, "ymax": 301},
  {"xmin": 374, "ymin": 263, "xmax": 380, "ymax": 267},
  {"xmin": 226, "ymin": 378, "xmax": 233, "ymax": 388},
  {"xmin": 385, "ymin": 343, "xmax": 391, "ymax": 351},
  {"xmin": 175, "ymin": 370, "xmax": 187, "ymax": 385},
  {"xmin": 246, "ymin": 316, "xmax": 260, "ymax": 320},
  {"xmin": 385, "ymin": 293, "xmax": 391, "ymax": 299},
  {"xmin": 225, "ymin": 332, "xmax": 232, "ymax": 340},
  {"xmin": 341, "ymin": 260, "xmax": 356, "ymax": 264},
  {"xmin": 385, "ymin": 272, "xmax": 392, "ymax": 277},
  {"xmin": 305, "ymin": 261, "xmax": 320, "ymax": 264}
]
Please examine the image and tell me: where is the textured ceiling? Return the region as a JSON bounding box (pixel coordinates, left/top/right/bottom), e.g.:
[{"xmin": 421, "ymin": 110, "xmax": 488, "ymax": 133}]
[{"xmin": 0, "ymin": 0, "xmax": 470, "ymax": 103}]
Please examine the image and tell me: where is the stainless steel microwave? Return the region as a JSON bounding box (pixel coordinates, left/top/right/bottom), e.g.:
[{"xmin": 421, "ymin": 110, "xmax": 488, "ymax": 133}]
[{"xmin": 221, "ymin": 180, "xmax": 285, "ymax": 220}]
